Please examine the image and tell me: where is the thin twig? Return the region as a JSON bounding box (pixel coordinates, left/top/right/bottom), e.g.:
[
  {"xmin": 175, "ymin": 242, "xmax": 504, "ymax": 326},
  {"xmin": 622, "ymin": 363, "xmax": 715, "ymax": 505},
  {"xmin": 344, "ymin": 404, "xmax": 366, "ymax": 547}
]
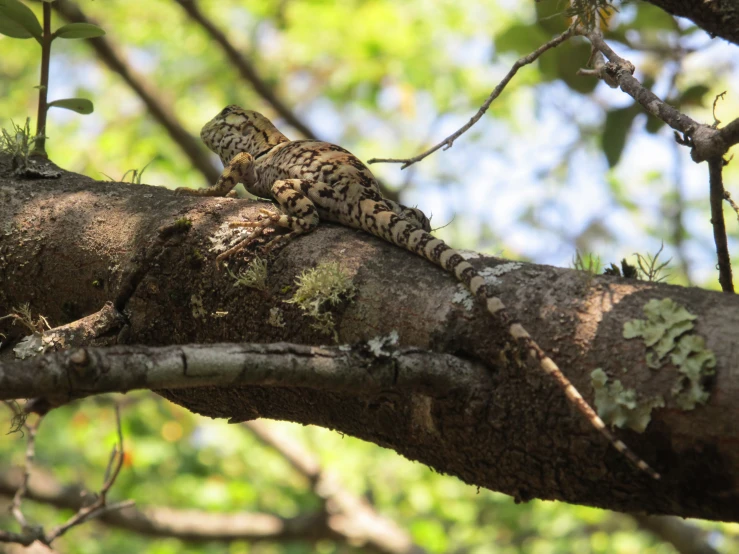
[
  {"xmin": 708, "ymin": 158, "xmax": 734, "ymax": 293},
  {"xmin": 712, "ymin": 91, "xmax": 727, "ymax": 127},
  {"xmin": 45, "ymin": 405, "xmax": 127, "ymax": 543},
  {"xmin": 367, "ymin": 25, "xmax": 577, "ymax": 169},
  {"xmin": 11, "ymin": 415, "xmax": 44, "ymax": 533},
  {"xmin": 583, "ymin": 30, "xmax": 700, "ymax": 137},
  {"xmin": 723, "ymin": 190, "xmax": 739, "ymax": 224}
]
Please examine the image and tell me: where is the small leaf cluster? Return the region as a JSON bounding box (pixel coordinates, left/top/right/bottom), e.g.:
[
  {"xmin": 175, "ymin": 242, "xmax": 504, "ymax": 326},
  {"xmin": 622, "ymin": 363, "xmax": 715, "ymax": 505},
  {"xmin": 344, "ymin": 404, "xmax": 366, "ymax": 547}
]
[{"xmin": 0, "ymin": 0, "xmax": 105, "ymax": 152}]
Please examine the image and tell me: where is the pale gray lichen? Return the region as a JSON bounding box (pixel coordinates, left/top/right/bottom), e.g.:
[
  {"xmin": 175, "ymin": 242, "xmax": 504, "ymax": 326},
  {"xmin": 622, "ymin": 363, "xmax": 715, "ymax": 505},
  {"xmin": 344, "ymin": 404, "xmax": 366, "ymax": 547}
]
[
  {"xmin": 190, "ymin": 294, "xmax": 207, "ymax": 320},
  {"xmin": 479, "ymin": 262, "xmax": 523, "ymax": 286},
  {"xmin": 284, "ymin": 262, "xmax": 355, "ymax": 339},
  {"xmin": 591, "ymin": 368, "xmax": 665, "ymax": 433},
  {"xmin": 268, "ymin": 307, "xmax": 285, "ymax": 328},
  {"xmin": 367, "ymin": 330, "xmax": 399, "ymax": 358},
  {"xmin": 14, "ymin": 333, "xmax": 52, "ymax": 359},
  {"xmin": 621, "ymin": 297, "xmax": 716, "ymax": 411},
  {"xmin": 457, "ymin": 250, "xmax": 482, "ymax": 260},
  {"xmin": 452, "ymin": 287, "xmax": 475, "ymax": 311},
  {"xmin": 453, "ymin": 262, "xmax": 523, "ymax": 312}
]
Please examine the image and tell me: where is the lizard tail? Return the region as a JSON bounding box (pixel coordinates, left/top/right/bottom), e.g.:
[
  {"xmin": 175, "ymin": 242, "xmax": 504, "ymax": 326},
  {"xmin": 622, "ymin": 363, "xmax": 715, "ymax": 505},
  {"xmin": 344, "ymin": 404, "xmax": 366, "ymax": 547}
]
[{"xmin": 378, "ymin": 212, "xmax": 660, "ymax": 480}]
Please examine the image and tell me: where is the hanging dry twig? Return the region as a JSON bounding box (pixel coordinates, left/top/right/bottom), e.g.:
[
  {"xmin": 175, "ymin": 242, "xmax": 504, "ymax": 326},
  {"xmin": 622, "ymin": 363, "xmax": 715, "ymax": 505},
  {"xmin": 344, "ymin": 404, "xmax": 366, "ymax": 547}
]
[{"xmin": 0, "ymin": 405, "xmax": 131, "ymax": 547}]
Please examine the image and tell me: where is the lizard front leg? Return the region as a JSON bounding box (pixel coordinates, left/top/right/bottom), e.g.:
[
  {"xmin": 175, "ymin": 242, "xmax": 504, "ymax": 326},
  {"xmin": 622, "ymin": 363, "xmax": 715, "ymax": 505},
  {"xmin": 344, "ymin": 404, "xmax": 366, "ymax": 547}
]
[
  {"xmin": 216, "ymin": 178, "xmax": 321, "ymax": 265},
  {"xmin": 175, "ymin": 152, "xmax": 255, "ymax": 197}
]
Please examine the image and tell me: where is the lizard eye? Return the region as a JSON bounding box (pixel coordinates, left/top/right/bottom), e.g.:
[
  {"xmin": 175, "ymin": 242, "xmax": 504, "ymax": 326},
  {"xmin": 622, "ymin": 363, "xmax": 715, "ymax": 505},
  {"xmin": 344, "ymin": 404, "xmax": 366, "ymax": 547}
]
[{"xmin": 218, "ymin": 106, "xmax": 232, "ymax": 117}]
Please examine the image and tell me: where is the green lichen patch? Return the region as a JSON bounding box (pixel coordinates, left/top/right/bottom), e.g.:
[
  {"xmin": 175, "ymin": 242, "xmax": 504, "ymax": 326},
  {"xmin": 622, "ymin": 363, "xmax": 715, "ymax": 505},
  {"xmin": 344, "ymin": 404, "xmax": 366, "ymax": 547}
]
[
  {"xmin": 623, "ymin": 298, "xmax": 696, "ymax": 366},
  {"xmin": 285, "ymin": 262, "xmax": 355, "ymax": 339},
  {"xmin": 622, "ymin": 297, "xmax": 715, "ymax": 411},
  {"xmin": 591, "ymin": 368, "xmax": 665, "ymax": 433},
  {"xmin": 670, "ymin": 334, "xmax": 716, "ymax": 409}
]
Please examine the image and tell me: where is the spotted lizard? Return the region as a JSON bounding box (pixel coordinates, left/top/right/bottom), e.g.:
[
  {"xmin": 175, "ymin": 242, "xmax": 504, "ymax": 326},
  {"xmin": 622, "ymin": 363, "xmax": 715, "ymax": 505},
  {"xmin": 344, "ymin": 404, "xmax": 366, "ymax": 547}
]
[{"xmin": 176, "ymin": 105, "xmax": 660, "ymax": 479}]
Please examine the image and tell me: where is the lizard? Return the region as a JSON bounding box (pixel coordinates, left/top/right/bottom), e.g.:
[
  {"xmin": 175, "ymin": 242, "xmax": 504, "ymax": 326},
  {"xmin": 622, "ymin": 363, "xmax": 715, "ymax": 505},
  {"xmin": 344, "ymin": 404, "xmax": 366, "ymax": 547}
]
[{"xmin": 176, "ymin": 105, "xmax": 660, "ymax": 480}]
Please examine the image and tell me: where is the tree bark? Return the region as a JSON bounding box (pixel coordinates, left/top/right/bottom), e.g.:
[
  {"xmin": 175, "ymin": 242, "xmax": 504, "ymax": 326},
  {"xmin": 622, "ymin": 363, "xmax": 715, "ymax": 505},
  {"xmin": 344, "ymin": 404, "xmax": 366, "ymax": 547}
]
[
  {"xmin": 644, "ymin": 0, "xmax": 739, "ymax": 46},
  {"xmin": 1, "ymin": 156, "xmax": 738, "ymax": 521}
]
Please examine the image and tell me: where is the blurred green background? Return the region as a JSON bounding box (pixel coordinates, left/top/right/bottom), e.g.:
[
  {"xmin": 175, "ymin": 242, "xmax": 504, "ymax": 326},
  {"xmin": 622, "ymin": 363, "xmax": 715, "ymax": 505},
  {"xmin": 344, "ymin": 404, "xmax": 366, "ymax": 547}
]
[{"xmin": 1, "ymin": 0, "xmax": 738, "ymax": 551}]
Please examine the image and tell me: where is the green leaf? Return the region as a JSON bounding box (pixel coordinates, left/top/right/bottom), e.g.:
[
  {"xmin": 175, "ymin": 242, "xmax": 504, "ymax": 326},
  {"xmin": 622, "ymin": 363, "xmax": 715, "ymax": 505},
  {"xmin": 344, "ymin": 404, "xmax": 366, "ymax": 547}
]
[
  {"xmin": 645, "ymin": 114, "xmax": 664, "ymax": 134},
  {"xmin": 0, "ymin": 0, "xmax": 42, "ymax": 40},
  {"xmin": 631, "ymin": 3, "xmax": 676, "ymax": 32},
  {"xmin": 539, "ymin": 40, "xmax": 597, "ymax": 94},
  {"xmin": 495, "ymin": 23, "xmax": 551, "ymax": 56},
  {"xmin": 0, "ymin": 11, "xmax": 31, "ymax": 38},
  {"xmin": 535, "ymin": 0, "xmax": 569, "ymax": 35},
  {"xmin": 677, "ymin": 84, "xmax": 709, "ymax": 107},
  {"xmin": 602, "ymin": 105, "xmax": 639, "ymax": 167},
  {"xmin": 48, "ymin": 98, "xmax": 94, "ymax": 114},
  {"xmin": 54, "ymin": 22, "xmax": 105, "ymax": 39}
]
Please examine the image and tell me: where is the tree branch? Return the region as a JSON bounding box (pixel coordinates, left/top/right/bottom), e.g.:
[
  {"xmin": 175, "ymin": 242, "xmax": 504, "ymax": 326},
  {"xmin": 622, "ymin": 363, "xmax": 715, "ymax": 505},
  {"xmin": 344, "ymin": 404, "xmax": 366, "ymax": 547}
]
[
  {"xmin": 244, "ymin": 421, "xmax": 425, "ymax": 553},
  {"xmin": 632, "ymin": 514, "xmax": 720, "ymax": 554},
  {"xmin": 367, "ymin": 25, "xmax": 576, "ymax": 169},
  {"xmin": 2, "ymin": 160, "xmax": 739, "ymax": 519},
  {"xmin": 642, "ymin": 0, "xmax": 739, "ymax": 46},
  {"xmin": 708, "ymin": 157, "xmax": 734, "ymax": 292},
  {"xmin": 0, "ymin": 342, "xmax": 483, "ymax": 402},
  {"xmin": 582, "ymin": 31, "xmax": 738, "ymax": 163}
]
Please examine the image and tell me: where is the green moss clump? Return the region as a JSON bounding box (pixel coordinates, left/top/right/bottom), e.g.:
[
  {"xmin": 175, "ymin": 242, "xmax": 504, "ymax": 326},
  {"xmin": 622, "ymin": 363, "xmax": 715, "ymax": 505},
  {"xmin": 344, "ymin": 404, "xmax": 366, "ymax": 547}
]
[
  {"xmin": 173, "ymin": 217, "xmax": 192, "ymax": 231},
  {"xmin": 591, "ymin": 369, "xmax": 664, "ymax": 433}
]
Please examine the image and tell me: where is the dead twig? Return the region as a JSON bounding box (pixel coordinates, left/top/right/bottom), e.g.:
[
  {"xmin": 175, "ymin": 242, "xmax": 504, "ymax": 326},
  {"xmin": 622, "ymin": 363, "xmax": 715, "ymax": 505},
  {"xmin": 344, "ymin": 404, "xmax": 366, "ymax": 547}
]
[
  {"xmin": 708, "ymin": 158, "xmax": 734, "ymax": 293},
  {"xmin": 367, "ymin": 25, "xmax": 577, "ymax": 169}
]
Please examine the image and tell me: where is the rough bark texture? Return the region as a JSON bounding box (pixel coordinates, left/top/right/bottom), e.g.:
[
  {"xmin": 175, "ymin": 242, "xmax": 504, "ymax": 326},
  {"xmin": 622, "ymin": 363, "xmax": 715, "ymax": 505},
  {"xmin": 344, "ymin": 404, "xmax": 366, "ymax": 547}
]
[
  {"xmin": 645, "ymin": 0, "xmax": 739, "ymax": 46},
  {"xmin": 1, "ymin": 156, "xmax": 738, "ymax": 521}
]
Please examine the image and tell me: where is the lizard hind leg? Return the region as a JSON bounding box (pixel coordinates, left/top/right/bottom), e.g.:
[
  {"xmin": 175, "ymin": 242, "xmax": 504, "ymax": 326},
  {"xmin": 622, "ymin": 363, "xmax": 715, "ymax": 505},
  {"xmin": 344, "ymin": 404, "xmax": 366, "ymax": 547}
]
[{"xmin": 216, "ymin": 179, "xmax": 320, "ymax": 265}]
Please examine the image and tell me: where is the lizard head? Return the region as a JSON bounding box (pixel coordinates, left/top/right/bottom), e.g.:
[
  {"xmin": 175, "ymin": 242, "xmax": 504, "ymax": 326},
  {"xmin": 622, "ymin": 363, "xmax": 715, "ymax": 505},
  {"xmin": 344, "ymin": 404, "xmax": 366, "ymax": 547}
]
[{"xmin": 201, "ymin": 105, "xmax": 289, "ymax": 165}]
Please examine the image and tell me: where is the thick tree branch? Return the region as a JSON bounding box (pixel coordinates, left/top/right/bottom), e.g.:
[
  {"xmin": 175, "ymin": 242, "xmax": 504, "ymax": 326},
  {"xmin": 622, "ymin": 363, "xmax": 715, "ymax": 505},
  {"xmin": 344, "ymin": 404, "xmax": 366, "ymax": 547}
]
[
  {"xmin": 2, "ymin": 160, "xmax": 739, "ymax": 520},
  {"xmin": 642, "ymin": 0, "xmax": 739, "ymax": 46}
]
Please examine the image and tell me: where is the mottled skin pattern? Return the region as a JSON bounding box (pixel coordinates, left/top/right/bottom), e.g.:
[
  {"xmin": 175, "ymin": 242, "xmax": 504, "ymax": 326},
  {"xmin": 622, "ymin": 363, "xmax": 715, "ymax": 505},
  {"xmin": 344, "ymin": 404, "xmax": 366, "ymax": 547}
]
[{"xmin": 177, "ymin": 105, "xmax": 659, "ymax": 479}]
